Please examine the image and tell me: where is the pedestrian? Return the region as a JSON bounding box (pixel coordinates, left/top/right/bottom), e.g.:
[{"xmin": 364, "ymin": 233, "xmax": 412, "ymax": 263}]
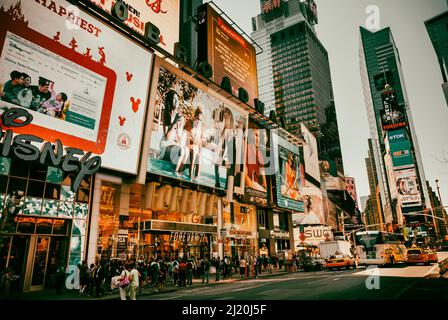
[
  {"xmin": 215, "ymin": 257, "xmax": 222, "ymax": 282},
  {"xmin": 159, "ymin": 259, "xmax": 167, "ymax": 292},
  {"xmin": 0, "ymin": 267, "xmax": 14, "ymax": 299},
  {"xmin": 79, "ymin": 260, "xmax": 89, "ymax": 295},
  {"xmin": 118, "ymin": 262, "xmax": 131, "ymax": 300},
  {"xmin": 239, "ymin": 256, "xmax": 247, "ymax": 278},
  {"xmin": 172, "ymin": 257, "xmax": 179, "ymax": 286},
  {"xmin": 179, "ymin": 259, "xmax": 187, "ymax": 287},
  {"xmin": 186, "ymin": 258, "xmax": 194, "ymax": 287},
  {"xmin": 128, "ymin": 262, "xmax": 139, "ymax": 300},
  {"xmin": 95, "ymin": 261, "xmax": 105, "ymax": 297},
  {"xmin": 202, "ymin": 257, "xmax": 211, "ymax": 284},
  {"xmin": 54, "ymin": 264, "xmax": 66, "ymax": 295},
  {"xmin": 150, "ymin": 258, "xmax": 159, "ymax": 292}
]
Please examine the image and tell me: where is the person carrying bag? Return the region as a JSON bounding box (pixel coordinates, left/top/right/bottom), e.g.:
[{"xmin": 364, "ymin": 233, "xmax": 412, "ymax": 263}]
[{"xmin": 118, "ymin": 263, "xmax": 131, "ymax": 300}]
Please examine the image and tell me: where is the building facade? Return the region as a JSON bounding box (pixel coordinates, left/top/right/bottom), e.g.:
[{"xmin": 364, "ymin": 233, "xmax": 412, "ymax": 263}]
[
  {"xmin": 359, "ymin": 27, "xmax": 432, "ymax": 233},
  {"xmin": 425, "ymin": 10, "xmax": 448, "ymax": 107}
]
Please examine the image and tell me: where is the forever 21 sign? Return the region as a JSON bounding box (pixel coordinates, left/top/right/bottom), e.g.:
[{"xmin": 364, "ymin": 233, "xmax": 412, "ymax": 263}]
[{"xmin": 0, "ymin": 108, "xmax": 101, "ymax": 192}]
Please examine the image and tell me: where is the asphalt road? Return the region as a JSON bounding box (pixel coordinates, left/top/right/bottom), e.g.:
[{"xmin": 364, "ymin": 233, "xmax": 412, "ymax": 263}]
[{"xmin": 142, "ymin": 252, "xmax": 448, "ymax": 300}]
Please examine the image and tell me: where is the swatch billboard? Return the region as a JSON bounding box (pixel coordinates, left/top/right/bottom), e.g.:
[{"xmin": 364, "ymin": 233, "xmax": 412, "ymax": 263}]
[
  {"xmin": 146, "ymin": 58, "xmax": 249, "ymax": 192},
  {"xmin": 272, "ymin": 133, "xmax": 305, "ymax": 212},
  {"xmin": 0, "ymin": 0, "xmax": 153, "ymax": 174}
]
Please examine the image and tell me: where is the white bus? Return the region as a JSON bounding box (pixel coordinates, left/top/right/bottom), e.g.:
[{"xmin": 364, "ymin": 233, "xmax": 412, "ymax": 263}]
[{"xmin": 355, "ymin": 231, "xmax": 407, "ymax": 266}]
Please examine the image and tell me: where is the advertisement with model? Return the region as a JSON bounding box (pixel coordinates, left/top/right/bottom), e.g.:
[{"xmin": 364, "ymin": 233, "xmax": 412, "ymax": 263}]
[
  {"xmin": 0, "ymin": 0, "xmax": 153, "ymax": 174},
  {"xmin": 301, "ymin": 123, "xmax": 320, "ymax": 183},
  {"xmin": 395, "ymin": 168, "xmax": 422, "ymax": 207},
  {"xmin": 146, "ymin": 58, "xmax": 249, "ymax": 192},
  {"xmin": 272, "ymin": 133, "xmax": 305, "ymax": 212},
  {"xmin": 380, "ymin": 87, "xmax": 407, "ymax": 131}
]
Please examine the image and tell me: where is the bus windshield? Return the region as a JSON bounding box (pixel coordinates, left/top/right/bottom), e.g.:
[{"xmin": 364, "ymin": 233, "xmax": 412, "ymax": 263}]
[{"xmin": 355, "ymin": 231, "xmax": 406, "ymax": 262}]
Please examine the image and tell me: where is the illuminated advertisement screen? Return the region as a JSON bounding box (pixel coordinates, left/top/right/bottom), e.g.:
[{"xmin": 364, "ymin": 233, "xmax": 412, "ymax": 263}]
[
  {"xmin": 88, "ymin": 0, "xmax": 180, "ymax": 55},
  {"xmin": 0, "ymin": 0, "xmax": 153, "ymax": 174},
  {"xmin": 395, "ymin": 168, "xmax": 421, "ymax": 207},
  {"xmin": 243, "ymin": 121, "xmax": 271, "ymax": 205},
  {"xmin": 272, "ymin": 133, "xmax": 305, "ymax": 212},
  {"xmin": 380, "ymin": 89, "xmax": 407, "ymax": 131},
  {"xmin": 388, "ymin": 129, "xmax": 414, "ymax": 169},
  {"xmin": 147, "ymin": 58, "xmax": 249, "ymax": 191},
  {"xmin": 197, "ymin": 3, "xmax": 258, "ymax": 108}
]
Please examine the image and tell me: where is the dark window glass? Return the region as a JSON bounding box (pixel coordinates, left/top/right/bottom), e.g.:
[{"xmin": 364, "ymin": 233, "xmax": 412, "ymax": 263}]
[
  {"xmin": 78, "ymin": 176, "xmax": 91, "ymax": 189},
  {"xmin": 27, "ymin": 180, "xmax": 45, "ymax": 198},
  {"xmin": 0, "ymin": 176, "xmax": 8, "ymax": 193},
  {"xmin": 52, "ymin": 219, "xmax": 68, "ymax": 235},
  {"xmin": 17, "ymin": 217, "xmax": 36, "ymax": 233},
  {"xmin": 10, "ymin": 158, "xmax": 29, "ymax": 178},
  {"xmin": 61, "ymin": 173, "xmax": 72, "ymax": 187},
  {"xmin": 77, "ymin": 188, "xmax": 90, "ymax": 203},
  {"xmin": 29, "ymin": 163, "xmax": 47, "ymax": 181},
  {"xmin": 7, "ymin": 177, "xmax": 27, "ymax": 195},
  {"xmin": 45, "ymin": 184, "xmax": 61, "ymax": 200},
  {"xmin": 36, "ymin": 219, "xmax": 53, "ymax": 234}
]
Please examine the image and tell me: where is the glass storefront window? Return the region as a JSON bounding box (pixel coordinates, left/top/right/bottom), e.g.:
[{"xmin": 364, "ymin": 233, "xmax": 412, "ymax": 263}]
[
  {"xmin": 36, "ymin": 219, "xmax": 53, "ymax": 234},
  {"xmin": 29, "ymin": 163, "xmax": 47, "ymax": 181},
  {"xmin": 52, "ymin": 219, "xmax": 69, "ymax": 235},
  {"xmin": 77, "ymin": 188, "xmax": 90, "ymax": 203},
  {"xmin": 0, "ymin": 157, "xmax": 11, "ymax": 176},
  {"xmin": 45, "ymin": 184, "xmax": 61, "ymax": 200},
  {"xmin": 7, "ymin": 177, "xmax": 27, "ymax": 195},
  {"xmin": 27, "ymin": 180, "xmax": 45, "ymax": 198},
  {"xmin": 17, "ymin": 217, "xmax": 36, "ymax": 234},
  {"xmin": 10, "ymin": 159, "xmax": 29, "ymax": 178},
  {"xmin": 0, "ymin": 176, "xmax": 7, "ymax": 193}
]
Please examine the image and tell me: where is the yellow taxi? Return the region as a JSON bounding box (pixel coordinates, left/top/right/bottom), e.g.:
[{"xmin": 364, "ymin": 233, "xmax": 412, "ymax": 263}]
[
  {"xmin": 325, "ymin": 255, "xmax": 356, "ymax": 270},
  {"xmin": 424, "ymin": 249, "xmax": 438, "ymax": 264},
  {"xmin": 406, "ymin": 246, "xmax": 430, "ymax": 265}
]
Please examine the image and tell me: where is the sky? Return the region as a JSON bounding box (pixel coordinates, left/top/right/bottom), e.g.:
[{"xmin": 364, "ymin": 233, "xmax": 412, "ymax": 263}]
[{"xmin": 212, "ymin": 0, "xmax": 448, "ymax": 209}]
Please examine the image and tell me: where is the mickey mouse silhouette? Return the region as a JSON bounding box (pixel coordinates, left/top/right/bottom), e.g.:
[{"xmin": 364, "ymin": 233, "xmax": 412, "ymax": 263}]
[
  {"xmin": 118, "ymin": 116, "xmax": 126, "ymax": 126},
  {"xmin": 130, "ymin": 97, "xmax": 141, "ymax": 113}
]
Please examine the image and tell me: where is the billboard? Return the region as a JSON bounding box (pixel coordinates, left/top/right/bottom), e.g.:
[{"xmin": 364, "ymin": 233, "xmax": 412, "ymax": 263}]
[
  {"xmin": 243, "ymin": 121, "xmax": 271, "ymax": 205},
  {"xmin": 301, "ymin": 123, "xmax": 320, "ymax": 183},
  {"xmin": 147, "ymin": 58, "xmax": 249, "ymax": 191},
  {"xmin": 388, "ymin": 129, "xmax": 414, "ymax": 169},
  {"xmin": 272, "ymin": 133, "xmax": 305, "ymax": 212},
  {"xmin": 88, "ymin": 0, "xmax": 180, "ymax": 55},
  {"xmin": 306, "ymin": 0, "xmax": 318, "ymax": 23},
  {"xmin": 0, "ymin": 0, "xmax": 153, "ymax": 174},
  {"xmin": 345, "ymin": 177, "xmax": 358, "ymax": 207},
  {"xmin": 395, "ymin": 168, "xmax": 421, "ymax": 207},
  {"xmin": 291, "ymin": 183, "xmax": 325, "ymax": 225},
  {"xmin": 197, "ymin": 3, "xmax": 258, "ymax": 108},
  {"xmin": 380, "ymin": 88, "xmax": 407, "ymax": 131},
  {"xmin": 384, "ymin": 154, "xmax": 398, "ymax": 200}
]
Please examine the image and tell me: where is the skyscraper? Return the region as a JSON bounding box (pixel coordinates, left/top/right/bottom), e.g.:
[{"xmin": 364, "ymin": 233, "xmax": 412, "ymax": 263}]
[
  {"xmin": 360, "ymin": 27, "xmax": 432, "ymax": 231},
  {"xmin": 365, "ymin": 138, "xmax": 385, "ymax": 230},
  {"xmin": 251, "ymin": 0, "xmax": 343, "ymax": 174},
  {"xmin": 179, "ymin": 0, "xmax": 203, "ymax": 67},
  {"xmin": 425, "ymin": 10, "xmax": 448, "ymax": 107}
]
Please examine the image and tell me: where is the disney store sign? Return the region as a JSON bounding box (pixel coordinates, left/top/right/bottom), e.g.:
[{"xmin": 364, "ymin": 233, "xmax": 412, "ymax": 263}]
[{"xmin": 0, "ymin": 108, "xmax": 101, "ymax": 192}]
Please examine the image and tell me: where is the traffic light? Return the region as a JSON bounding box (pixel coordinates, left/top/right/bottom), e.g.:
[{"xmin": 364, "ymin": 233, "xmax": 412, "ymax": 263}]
[{"xmin": 299, "ymin": 225, "xmax": 305, "ymax": 233}]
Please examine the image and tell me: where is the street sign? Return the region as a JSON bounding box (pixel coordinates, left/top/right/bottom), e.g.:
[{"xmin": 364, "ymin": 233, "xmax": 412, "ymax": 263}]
[{"xmin": 220, "ymin": 228, "xmax": 227, "ymax": 238}]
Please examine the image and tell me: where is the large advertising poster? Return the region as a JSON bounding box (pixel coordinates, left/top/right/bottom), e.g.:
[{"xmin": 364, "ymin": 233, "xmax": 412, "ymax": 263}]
[
  {"xmin": 243, "ymin": 121, "xmax": 271, "ymax": 205},
  {"xmin": 197, "ymin": 3, "xmax": 258, "ymax": 108},
  {"xmin": 380, "ymin": 88, "xmax": 407, "ymax": 131},
  {"xmin": 291, "ymin": 183, "xmax": 325, "ymax": 225},
  {"xmin": 88, "ymin": 0, "xmax": 180, "ymax": 55},
  {"xmin": 395, "ymin": 168, "xmax": 421, "ymax": 207},
  {"xmin": 272, "ymin": 133, "xmax": 305, "ymax": 212},
  {"xmin": 0, "ymin": 0, "xmax": 153, "ymax": 174},
  {"xmin": 384, "ymin": 154, "xmax": 398, "ymax": 200},
  {"xmin": 301, "ymin": 123, "xmax": 320, "ymax": 183},
  {"xmin": 147, "ymin": 59, "xmax": 249, "ymax": 191},
  {"xmin": 388, "ymin": 129, "xmax": 414, "ymax": 170}
]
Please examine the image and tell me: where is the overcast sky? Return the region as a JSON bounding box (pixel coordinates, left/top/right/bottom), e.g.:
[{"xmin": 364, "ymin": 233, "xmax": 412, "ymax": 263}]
[{"xmin": 212, "ymin": 0, "xmax": 448, "ymax": 208}]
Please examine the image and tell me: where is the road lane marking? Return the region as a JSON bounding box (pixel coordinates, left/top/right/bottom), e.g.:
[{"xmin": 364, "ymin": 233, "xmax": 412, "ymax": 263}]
[
  {"xmin": 333, "ymin": 278, "xmax": 340, "ymax": 281},
  {"xmin": 424, "ymin": 264, "xmax": 439, "ymax": 277},
  {"xmin": 232, "ymin": 286, "xmax": 259, "ymax": 292}
]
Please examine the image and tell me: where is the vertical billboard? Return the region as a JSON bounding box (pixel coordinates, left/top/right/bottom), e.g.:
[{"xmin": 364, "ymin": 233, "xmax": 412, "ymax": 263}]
[
  {"xmin": 197, "ymin": 3, "xmax": 258, "ymax": 108},
  {"xmin": 380, "ymin": 88, "xmax": 407, "ymax": 131},
  {"xmin": 395, "ymin": 168, "xmax": 421, "ymax": 207},
  {"xmin": 243, "ymin": 121, "xmax": 271, "ymax": 205},
  {"xmin": 291, "ymin": 183, "xmax": 325, "ymax": 225},
  {"xmin": 301, "ymin": 123, "xmax": 320, "ymax": 183},
  {"xmin": 147, "ymin": 58, "xmax": 249, "ymax": 191},
  {"xmin": 0, "ymin": 0, "xmax": 153, "ymax": 174},
  {"xmin": 345, "ymin": 177, "xmax": 359, "ymax": 207},
  {"xmin": 88, "ymin": 0, "xmax": 180, "ymax": 55},
  {"xmin": 272, "ymin": 133, "xmax": 305, "ymax": 212},
  {"xmin": 384, "ymin": 154, "xmax": 398, "ymax": 200},
  {"xmin": 387, "ymin": 129, "xmax": 414, "ymax": 170}
]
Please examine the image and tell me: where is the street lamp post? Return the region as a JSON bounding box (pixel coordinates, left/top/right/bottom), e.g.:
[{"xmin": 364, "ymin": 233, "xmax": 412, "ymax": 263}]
[{"xmin": 435, "ymin": 179, "xmax": 448, "ymax": 234}]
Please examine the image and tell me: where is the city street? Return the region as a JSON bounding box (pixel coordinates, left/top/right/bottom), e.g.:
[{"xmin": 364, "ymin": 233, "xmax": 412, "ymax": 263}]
[{"xmin": 130, "ymin": 253, "xmax": 448, "ymax": 301}]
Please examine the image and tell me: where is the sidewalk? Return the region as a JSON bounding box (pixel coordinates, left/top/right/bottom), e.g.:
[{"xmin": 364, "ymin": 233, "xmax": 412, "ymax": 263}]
[{"xmin": 4, "ymin": 268, "xmax": 292, "ymax": 301}]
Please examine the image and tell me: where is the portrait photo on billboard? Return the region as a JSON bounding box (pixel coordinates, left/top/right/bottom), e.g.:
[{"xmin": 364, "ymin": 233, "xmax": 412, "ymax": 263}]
[
  {"xmin": 244, "ymin": 121, "xmax": 272, "ymax": 201},
  {"xmin": 298, "ymin": 184, "xmax": 325, "ymax": 225},
  {"xmin": 0, "ymin": 0, "xmax": 153, "ymax": 174},
  {"xmin": 395, "ymin": 168, "xmax": 421, "ymax": 207},
  {"xmin": 273, "ymin": 133, "xmax": 305, "ymax": 212},
  {"xmin": 380, "ymin": 88, "xmax": 407, "ymax": 131},
  {"xmin": 147, "ymin": 59, "xmax": 248, "ymax": 191}
]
